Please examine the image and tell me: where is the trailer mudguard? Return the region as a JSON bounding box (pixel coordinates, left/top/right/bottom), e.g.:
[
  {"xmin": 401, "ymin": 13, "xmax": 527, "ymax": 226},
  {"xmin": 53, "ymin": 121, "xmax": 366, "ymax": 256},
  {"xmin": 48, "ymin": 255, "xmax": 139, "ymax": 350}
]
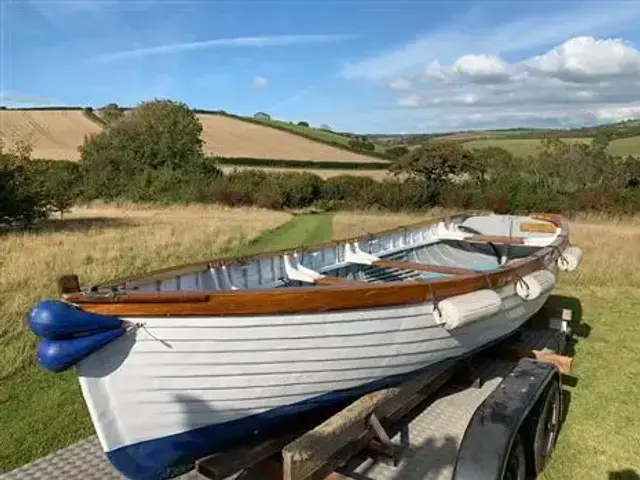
[{"xmin": 453, "ymin": 358, "xmax": 561, "ymax": 480}]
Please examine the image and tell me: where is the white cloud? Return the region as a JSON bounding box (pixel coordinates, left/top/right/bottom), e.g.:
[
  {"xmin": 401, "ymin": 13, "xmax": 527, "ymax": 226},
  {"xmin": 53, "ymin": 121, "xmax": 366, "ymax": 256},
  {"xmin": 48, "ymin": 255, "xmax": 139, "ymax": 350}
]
[
  {"xmin": 252, "ymin": 76, "xmax": 268, "ymax": 89},
  {"xmin": 526, "ymin": 36, "xmax": 640, "ymax": 82},
  {"xmin": 388, "ymin": 78, "xmax": 413, "ymax": 92},
  {"xmin": 589, "ymin": 106, "xmax": 640, "ymax": 123},
  {"xmin": 0, "ymin": 91, "xmax": 60, "ymax": 105},
  {"xmin": 397, "ymin": 94, "xmax": 420, "ymax": 107},
  {"xmin": 352, "ymin": 35, "xmax": 640, "ymax": 132},
  {"xmin": 452, "ymin": 54, "xmax": 512, "ymax": 83},
  {"xmin": 341, "ymin": 2, "xmax": 640, "ymax": 80},
  {"xmin": 91, "ymin": 33, "xmax": 357, "ymax": 62}
]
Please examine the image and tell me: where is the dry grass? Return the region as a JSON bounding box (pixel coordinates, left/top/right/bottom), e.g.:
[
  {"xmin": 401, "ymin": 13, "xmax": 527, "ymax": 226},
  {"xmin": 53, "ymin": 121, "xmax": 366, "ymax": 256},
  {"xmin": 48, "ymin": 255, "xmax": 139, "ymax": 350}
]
[
  {"xmin": 197, "ymin": 114, "xmax": 379, "ymax": 162},
  {"xmin": 220, "ymin": 166, "xmax": 394, "ymax": 180},
  {"xmin": 0, "ymin": 204, "xmax": 291, "ymax": 379},
  {"xmin": 331, "ymin": 208, "xmax": 457, "ymax": 239},
  {"xmin": 562, "ymin": 213, "xmax": 640, "ymax": 289},
  {"xmin": 0, "ymin": 110, "xmax": 101, "ymax": 161}
]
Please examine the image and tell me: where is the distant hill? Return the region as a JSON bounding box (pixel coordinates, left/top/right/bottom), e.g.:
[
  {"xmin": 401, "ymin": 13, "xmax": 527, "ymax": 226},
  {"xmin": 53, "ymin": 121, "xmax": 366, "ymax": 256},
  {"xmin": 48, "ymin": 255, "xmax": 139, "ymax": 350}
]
[
  {"xmin": 364, "ymin": 119, "xmax": 640, "ymax": 144},
  {"xmin": 0, "ymin": 106, "xmax": 382, "ymax": 163}
]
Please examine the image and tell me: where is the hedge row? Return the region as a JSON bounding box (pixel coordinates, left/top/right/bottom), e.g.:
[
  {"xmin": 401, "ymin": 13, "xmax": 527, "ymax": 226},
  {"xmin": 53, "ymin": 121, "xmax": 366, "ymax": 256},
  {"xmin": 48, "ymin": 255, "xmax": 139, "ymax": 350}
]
[
  {"xmin": 212, "ymin": 157, "xmax": 390, "ymax": 170},
  {"xmin": 25, "ymin": 159, "xmax": 638, "ymax": 217}
]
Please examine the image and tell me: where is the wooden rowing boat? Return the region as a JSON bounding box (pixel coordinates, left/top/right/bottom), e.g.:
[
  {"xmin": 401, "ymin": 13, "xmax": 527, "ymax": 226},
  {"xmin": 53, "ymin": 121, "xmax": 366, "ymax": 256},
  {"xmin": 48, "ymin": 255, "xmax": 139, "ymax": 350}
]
[{"xmin": 27, "ymin": 212, "xmax": 582, "ymax": 480}]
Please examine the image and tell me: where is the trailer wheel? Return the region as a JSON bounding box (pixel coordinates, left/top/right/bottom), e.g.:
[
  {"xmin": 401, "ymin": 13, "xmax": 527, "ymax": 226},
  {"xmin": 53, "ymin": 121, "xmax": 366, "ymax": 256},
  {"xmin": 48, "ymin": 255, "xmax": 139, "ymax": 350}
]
[
  {"xmin": 502, "ymin": 434, "xmax": 526, "ymax": 480},
  {"xmin": 525, "ymin": 381, "xmax": 562, "ymax": 475}
]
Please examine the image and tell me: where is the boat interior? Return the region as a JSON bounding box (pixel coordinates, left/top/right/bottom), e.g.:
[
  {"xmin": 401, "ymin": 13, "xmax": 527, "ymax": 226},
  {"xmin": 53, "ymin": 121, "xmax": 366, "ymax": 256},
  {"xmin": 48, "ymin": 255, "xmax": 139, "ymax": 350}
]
[{"xmin": 97, "ymin": 214, "xmax": 560, "ymax": 295}]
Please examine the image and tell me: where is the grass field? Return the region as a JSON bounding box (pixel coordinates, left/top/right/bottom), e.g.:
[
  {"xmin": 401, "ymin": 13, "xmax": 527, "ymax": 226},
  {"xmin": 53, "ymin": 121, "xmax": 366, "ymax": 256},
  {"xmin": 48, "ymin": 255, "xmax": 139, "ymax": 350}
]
[
  {"xmin": 251, "ymin": 118, "xmax": 354, "ymax": 147},
  {"xmin": 1, "ymin": 206, "xmax": 639, "ymax": 477},
  {"xmin": 463, "ymin": 136, "xmax": 640, "ymax": 157}
]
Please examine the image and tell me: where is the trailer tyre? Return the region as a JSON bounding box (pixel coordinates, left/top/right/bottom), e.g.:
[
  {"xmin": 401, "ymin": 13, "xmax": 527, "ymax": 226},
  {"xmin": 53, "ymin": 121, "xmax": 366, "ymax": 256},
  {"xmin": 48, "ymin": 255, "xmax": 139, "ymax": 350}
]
[
  {"xmin": 524, "ymin": 381, "xmax": 562, "ymax": 475},
  {"xmin": 502, "ymin": 433, "xmax": 526, "ymax": 480}
]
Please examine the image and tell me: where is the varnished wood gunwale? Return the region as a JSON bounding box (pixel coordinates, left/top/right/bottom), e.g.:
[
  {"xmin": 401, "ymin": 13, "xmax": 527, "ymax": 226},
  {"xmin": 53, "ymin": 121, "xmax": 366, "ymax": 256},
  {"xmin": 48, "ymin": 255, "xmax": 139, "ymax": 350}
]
[
  {"xmin": 63, "ymin": 213, "xmax": 569, "ymax": 317},
  {"xmin": 372, "ymin": 260, "xmax": 479, "ymax": 276}
]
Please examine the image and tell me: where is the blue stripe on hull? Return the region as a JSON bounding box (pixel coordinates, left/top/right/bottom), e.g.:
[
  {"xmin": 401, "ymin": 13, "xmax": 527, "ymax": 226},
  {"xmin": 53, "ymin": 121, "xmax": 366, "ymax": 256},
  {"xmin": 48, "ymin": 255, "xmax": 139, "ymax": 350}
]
[{"xmin": 106, "ymin": 363, "xmax": 451, "ymax": 480}]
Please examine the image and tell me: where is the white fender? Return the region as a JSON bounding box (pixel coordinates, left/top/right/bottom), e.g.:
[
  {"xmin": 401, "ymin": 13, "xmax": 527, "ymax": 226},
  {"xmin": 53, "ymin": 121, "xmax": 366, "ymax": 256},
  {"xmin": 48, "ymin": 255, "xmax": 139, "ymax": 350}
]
[
  {"xmin": 433, "ymin": 289, "xmax": 502, "ymax": 330},
  {"xmin": 557, "ymin": 245, "xmax": 583, "ymax": 272},
  {"xmin": 516, "ymin": 269, "xmax": 556, "ymax": 301}
]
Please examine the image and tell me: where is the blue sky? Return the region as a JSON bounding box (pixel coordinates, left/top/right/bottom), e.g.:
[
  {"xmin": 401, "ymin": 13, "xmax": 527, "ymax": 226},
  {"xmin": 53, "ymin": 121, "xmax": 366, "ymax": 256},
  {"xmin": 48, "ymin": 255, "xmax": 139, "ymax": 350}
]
[{"xmin": 3, "ymin": 0, "xmax": 640, "ymax": 133}]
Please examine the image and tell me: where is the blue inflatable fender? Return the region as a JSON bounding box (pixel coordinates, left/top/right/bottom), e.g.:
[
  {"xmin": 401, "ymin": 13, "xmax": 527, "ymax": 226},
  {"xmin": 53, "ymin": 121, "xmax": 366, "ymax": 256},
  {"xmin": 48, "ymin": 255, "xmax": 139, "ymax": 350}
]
[
  {"xmin": 28, "ymin": 299, "xmax": 124, "ymax": 340},
  {"xmin": 36, "ymin": 328, "xmax": 126, "ymax": 373}
]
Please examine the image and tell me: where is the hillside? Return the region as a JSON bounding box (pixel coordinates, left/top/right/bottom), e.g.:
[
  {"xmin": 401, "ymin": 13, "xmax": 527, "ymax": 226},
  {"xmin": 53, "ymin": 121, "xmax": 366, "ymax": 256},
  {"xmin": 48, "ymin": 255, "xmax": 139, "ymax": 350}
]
[
  {"xmin": 462, "ymin": 137, "xmax": 639, "ymax": 158},
  {"xmin": 0, "ymin": 109, "xmax": 102, "ymax": 160},
  {"xmin": 196, "ymin": 114, "xmax": 379, "ymax": 162},
  {"xmin": 0, "ymin": 108, "xmax": 380, "ymax": 163}
]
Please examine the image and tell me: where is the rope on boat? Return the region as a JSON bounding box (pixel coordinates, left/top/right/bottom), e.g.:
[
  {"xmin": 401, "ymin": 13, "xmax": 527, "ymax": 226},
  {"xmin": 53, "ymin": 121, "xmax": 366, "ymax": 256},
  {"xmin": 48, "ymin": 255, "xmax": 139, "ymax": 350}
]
[
  {"xmin": 514, "ymin": 273, "xmax": 531, "ymax": 298},
  {"xmin": 427, "ymin": 281, "xmax": 442, "ymax": 319},
  {"xmin": 124, "ymin": 321, "xmax": 173, "ymax": 349}
]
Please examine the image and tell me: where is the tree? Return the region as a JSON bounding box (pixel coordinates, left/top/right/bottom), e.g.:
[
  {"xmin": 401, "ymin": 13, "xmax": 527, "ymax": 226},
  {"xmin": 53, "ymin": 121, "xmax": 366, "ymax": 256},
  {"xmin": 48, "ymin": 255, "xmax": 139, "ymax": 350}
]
[
  {"xmin": 36, "ymin": 162, "xmax": 81, "ymax": 220},
  {"xmin": 348, "ymin": 138, "xmax": 376, "ymax": 153},
  {"xmin": 390, "ymin": 141, "xmax": 474, "ymax": 185},
  {"xmin": 297, "ymin": 121, "xmax": 310, "ymax": 127},
  {"xmin": 80, "ymin": 99, "xmax": 205, "ymax": 198},
  {"xmin": 384, "ymin": 145, "xmax": 409, "ymax": 159},
  {"xmin": 99, "ymin": 103, "xmax": 124, "ymax": 124},
  {"xmin": 0, "ymin": 138, "xmax": 52, "ymax": 228}
]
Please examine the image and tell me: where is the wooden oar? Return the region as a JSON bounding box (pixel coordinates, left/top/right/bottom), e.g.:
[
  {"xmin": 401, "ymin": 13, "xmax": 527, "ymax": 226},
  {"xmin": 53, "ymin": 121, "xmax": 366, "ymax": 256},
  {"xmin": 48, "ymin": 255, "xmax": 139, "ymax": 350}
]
[
  {"xmin": 372, "ymin": 259, "xmax": 481, "ymax": 276},
  {"xmin": 464, "ymin": 234, "xmax": 526, "ymax": 245}
]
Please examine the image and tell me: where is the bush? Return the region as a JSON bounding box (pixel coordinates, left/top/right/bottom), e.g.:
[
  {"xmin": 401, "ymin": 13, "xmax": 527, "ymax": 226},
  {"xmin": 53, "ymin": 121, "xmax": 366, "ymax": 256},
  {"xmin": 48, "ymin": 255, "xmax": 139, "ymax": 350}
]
[
  {"xmin": 348, "ymin": 138, "xmax": 376, "ymax": 153},
  {"xmin": 33, "ymin": 161, "xmax": 82, "ymax": 219},
  {"xmin": 80, "ymin": 99, "xmax": 207, "ymax": 201},
  {"xmin": 297, "ymin": 121, "xmax": 310, "ymax": 127},
  {"xmin": 384, "ymin": 145, "xmax": 409, "ymax": 159},
  {"xmin": 0, "ymin": 140, "xmax": 53, "ymax": 228}
]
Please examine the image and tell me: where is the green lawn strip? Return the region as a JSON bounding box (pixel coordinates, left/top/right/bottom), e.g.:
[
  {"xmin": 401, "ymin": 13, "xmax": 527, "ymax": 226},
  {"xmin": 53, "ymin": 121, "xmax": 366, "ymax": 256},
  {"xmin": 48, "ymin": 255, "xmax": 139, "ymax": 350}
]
[
  {"xmin": 541, "ymin": 285, "xmax": 640, "ymax": 479},
  {"xmin": 0, "ymin": 213, "xmax": 334, "ymax": 471},
  {"xmin": 242, "ymin": 212, "xmax": 333, "ymax": 254}
]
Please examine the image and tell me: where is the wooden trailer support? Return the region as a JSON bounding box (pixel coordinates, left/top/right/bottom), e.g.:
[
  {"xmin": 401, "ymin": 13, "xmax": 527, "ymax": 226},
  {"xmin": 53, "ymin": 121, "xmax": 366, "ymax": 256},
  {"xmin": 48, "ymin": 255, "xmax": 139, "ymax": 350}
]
[{"xmin": 281, "ymin": 367, "xmax": 454, "ymax": 480}]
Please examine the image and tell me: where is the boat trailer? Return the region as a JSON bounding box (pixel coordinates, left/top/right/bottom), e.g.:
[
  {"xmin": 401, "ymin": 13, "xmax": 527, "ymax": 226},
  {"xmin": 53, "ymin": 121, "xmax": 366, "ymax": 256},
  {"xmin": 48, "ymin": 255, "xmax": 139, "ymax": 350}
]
[
  {"xmin": 0, "ymin": 298, "xmax": 577, "ymax": 480},
  {"xmin": 194, "ymin": 298, "xmax": 575, "ymax": 480}
]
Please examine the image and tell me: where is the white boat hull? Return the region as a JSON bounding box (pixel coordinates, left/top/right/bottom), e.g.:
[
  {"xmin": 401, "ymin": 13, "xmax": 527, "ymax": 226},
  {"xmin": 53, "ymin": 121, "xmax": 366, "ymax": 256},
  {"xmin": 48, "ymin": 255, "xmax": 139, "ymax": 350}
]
[{"xmin": 76, "ymin": 279, "xmax": 552, "ymax": 479}]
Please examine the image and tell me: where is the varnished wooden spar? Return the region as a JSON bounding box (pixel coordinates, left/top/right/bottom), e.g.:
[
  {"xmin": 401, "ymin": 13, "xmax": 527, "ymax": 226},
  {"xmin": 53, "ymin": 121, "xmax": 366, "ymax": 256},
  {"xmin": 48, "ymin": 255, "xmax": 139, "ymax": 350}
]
[
  {"xmin": 372, "ymin": 259, "xmax": 482, "ymax": 276},
  {"xmin": 520, "ymin": 222, "xmax": 558, "ymax": 234},
  {"xmin": 464, "ymin": 234, "xmax": 526, "ymax": 245}
]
